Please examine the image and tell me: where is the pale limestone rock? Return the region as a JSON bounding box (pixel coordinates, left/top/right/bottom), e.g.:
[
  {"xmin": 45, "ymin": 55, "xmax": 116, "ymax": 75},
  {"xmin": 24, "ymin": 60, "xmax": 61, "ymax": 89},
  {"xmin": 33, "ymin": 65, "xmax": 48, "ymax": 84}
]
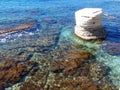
[
  {"xmin": 74, "ymin": 8, "xmax": 106, "ymax": 40},
  {"xmin": 75, "ymin": 26, "xmax": 106, "ymax": 40}
]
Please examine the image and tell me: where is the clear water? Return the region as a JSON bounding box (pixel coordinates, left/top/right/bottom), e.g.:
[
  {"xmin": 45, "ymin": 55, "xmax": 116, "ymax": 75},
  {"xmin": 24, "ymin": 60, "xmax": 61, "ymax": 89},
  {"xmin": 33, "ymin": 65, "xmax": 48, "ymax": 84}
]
[{"xmin": 0, "ymin": 0, "xmax": 120, "ymax": 89}]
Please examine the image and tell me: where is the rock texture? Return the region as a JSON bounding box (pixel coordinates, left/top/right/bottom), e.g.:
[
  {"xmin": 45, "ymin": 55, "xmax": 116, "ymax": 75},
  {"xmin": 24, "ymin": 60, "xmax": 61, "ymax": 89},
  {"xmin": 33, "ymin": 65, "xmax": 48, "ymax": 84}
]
[
  {"xmin": 19, "ymin": 51, "xmax": 116, "ymax": 90},
  {"xmin": 74, "ymin": 8, "xmax": 106, "ymax": 40},
  {"xmin": 0, "ymin": 20, "xmax": 36, "ymax": 35},
  {"xmin": 0, "ymin": 60, "xmax": 38, "ymax": 89},
  {"xmin": 103, "ymin": 42, "xmax": 120, "ymax": 55}
]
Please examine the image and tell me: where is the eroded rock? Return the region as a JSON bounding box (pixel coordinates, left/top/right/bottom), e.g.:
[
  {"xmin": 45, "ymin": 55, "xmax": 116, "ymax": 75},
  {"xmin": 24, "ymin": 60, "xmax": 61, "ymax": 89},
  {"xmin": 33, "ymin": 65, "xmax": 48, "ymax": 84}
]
[
  {"xmin": 103, "ymin": 42, "xmax": 120, "ymax": 55},
  {"xmin": 18, "ymin": 50, "xmax": 116, "ymax": 90},
  {"xmin": 42, "ymin": 18, "xmax": 57, "ymax": 24},
  {"xmin": 0, "ymin": 60, "xmax": 38, "ymax": 89},
  {"xmin": 0, "ymin": 20, "xmax": 36, "ymax": 35},
  {"xmin": 52, "ymin": 51, "xmax": 93, "ymax": 73},
  {"xmin": 74, "ymin": 8, "xmax": 106, "ymax": 40}
]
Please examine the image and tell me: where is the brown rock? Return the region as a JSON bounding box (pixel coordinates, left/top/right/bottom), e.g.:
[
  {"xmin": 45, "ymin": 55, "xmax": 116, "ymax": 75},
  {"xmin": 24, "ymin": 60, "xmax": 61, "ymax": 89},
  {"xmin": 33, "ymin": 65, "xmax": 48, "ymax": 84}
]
[
  {"xmin": 0, "ymin": 60, "xmax": 38, "ymax": 89},
  {"xmin": 50, "ymin": 76, "xmax": 98, "ymax": 90},
  {"xmin": 90, "ymin": 62, "xmax": 110, "ymax": 81},
  {"xmin": 0, "ymin": 20, "xmax": 36, "ymax": 35},
  {"xmin": 52, "ymin": 51, "xmax": 93, "ymax": 73},
  {"xmin": 20, "ymin": 81, "xmax": 41, "ymax": 90},
  {"xmin": 0, "ymin": 82, "xmax": 7, "ymax": 90},
  {"xmin": 20, "ymin": 70, "xmax": 48, "ymax": 90},
  {"xmin": 19, "ymin": 50, "xmax": 116, "ymax": 90}
]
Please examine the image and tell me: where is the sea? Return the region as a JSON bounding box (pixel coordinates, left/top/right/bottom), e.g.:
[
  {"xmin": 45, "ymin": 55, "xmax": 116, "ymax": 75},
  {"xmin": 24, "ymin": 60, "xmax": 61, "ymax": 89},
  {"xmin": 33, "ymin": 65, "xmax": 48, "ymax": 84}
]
[{"xmin": 0, "ymin": 0, "xmax": 120, "ymax": 89}]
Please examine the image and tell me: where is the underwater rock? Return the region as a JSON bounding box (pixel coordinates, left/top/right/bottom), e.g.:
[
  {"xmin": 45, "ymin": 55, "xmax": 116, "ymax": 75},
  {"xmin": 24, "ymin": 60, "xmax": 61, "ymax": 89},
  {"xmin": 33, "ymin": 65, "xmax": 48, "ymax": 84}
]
[
  {"xmin": 19, "ymin": 70, "xmax": 47, "ymax": 90},
  {"xmin": 90, "ymin": 62, "xmax": 110, "ymax": 81},
  {"xmin": 50, "ymin": 76, "xmax": 98, "ymax": 90},
  {"xmin": 19, "ymin": 59, "xmax": 51, "ymax": 90},
  {"xmin": 103, "ymin": 42, "xmax": 120, "ymax": 55},
  {"xmin": 0, "ymin": 60, "xmax": 38, "ymax": 89},
  {"xmin": 25, "ymin": 10, "xmax": 40, "ymax": 15},
  {"xmin": 74, "ymin": 8, "xmax": 106, "ymax": 40},
  {"xmin": 18, "ymin": 50, "xmax": 116, "ymax": 90},
  {"xmin": 0, "ymin": 23, "xmax": 61, "ymax": 60},
  {"xmin": 51, "ymin": 51, "xmax": 93, "ymax": 73},
  {"xmin": 0, "ymin": 20, "xmax": 36, "ymax": 35},
  {"xmin": 42, "ymin": 18, "xmax": 57, "ymax": 24},
  {"xmin": 51, "ymin": 51, "xmax": 110, "ymax": 80},
  {"xmin": 50, "ymin": 51, "xmax": 116, "ymax": 90},
  {"xmin": 20, "ymin": 81, "xmax": 42, "ymax": 90}
]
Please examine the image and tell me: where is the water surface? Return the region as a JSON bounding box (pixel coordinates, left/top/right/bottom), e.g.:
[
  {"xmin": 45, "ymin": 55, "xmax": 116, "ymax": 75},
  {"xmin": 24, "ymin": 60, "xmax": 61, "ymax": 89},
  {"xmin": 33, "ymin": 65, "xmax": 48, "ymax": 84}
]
[{"xmin": 0, "ymin": 0, "xmax": 120, "ymax": 89}]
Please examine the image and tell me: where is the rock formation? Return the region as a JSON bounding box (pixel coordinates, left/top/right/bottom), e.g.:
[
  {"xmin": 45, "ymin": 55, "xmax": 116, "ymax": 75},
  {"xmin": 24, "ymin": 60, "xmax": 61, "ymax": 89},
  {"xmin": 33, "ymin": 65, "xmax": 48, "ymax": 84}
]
[
  {"xmin": 0, "ymin": 20, "xmax": 36, "ymax": 35},
  {"xmin": 74, "ymin": 8, "xmax": 106, "ymax": 40}
]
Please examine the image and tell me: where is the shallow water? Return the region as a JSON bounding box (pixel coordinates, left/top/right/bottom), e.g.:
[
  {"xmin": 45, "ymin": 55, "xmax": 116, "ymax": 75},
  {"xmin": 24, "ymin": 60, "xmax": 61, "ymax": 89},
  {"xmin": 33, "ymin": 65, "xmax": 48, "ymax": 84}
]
[{"xmin": 0, "ymin": 0, "xmax": 120, "ymax": 89}]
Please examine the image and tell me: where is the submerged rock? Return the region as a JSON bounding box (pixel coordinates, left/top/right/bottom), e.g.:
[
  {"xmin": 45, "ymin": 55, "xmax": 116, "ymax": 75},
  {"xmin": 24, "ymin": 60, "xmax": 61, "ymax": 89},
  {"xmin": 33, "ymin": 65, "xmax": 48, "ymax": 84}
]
[
  {"xmin": 90, "ymin": 62, "xmax": 110, "ymax": 81},
  {"xmin": 0, "ymin": 19, "xmax": 36, "ymax": 35},
  {"xmin": 51, "ymin": 51, "xmax": 116, "ymax": 90},
  {"xmin": 0, "ymin": 60, "xmax": 38, "ymax": 89},
  {"xmin": 18, "ymin": 50, "xmax": 117, "ymax": 90},
  {"xmin": 19, "ymin": 59, "xmax": 51, "ymax": 90},
  {"xmin": 50, "ymin": 76, "xmax": 98, "ymax": 90},
  {"xmin": 103, "ymin": 42, "xmax": 120, "ymax": 55},
  {"xmin": 51, "ymin": 51, "xmax": 93, "ymax": 73},
  {"xmin": 42, "ymin": 18, "xmax": 57, "ymax": 24}
]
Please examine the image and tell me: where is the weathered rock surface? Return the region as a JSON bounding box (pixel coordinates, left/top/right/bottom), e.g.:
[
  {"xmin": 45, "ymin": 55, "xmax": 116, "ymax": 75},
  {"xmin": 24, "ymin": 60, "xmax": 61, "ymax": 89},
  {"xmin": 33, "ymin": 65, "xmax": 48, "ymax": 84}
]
[
  {"xmin": 0, "ymin": 60, "xmax": 38, "ymax": 89},
  {"xmin": 0, "ymin": 20, "xmax": 36, "ymax": 35},
  {"xmin": 75, "ymin": 8, "xmax": 102, "ymax": 29},
  {"xmin": 19, "ymin": 51, "xmax": 116, "ymax": 90},
  {"xmin": 75, "ymin": 26, "xmax": 106, "ymax": 40},
  {"xmin": 42, "ymin": 18, "xmax": 57, "ymax": 24},
  {"xmin": 51, "ymin": 51, "xmax": 93, "ymax": 73},
  {"xmin": 74, "ymin": 8, "xmax": 106, "ymax": 40},
  {"xmin": 103, "ymin": 42, "xmax": 120, "ymax": 55}
]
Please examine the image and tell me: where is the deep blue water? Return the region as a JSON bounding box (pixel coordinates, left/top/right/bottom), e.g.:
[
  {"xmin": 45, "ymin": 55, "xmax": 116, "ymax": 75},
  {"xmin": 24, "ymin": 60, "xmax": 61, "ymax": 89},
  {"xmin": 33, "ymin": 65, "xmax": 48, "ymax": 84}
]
[{"xmin": 0, "ymin": 0, "xmax": 120, "ymax": 89}]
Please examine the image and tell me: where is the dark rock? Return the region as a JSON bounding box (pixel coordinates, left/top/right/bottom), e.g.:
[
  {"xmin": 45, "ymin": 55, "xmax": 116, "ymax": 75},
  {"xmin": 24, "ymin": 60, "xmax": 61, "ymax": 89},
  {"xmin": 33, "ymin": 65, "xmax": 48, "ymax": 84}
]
[
  {"xmin": 51, "ymin": 51, "xmax": 94, "ymax": 73},
  {"xmin": 20, "ymin": 70, "xmax": 48, "ymax": 90},
  {"xmin": 20, "ymin": 81, "xmax": 41, "ymax": 90},
  {"xmin": 42, "ymin": 18, "xmax": 57, "ymax": 24},
  {"xmin": 90, "ymin": 62, "xmax": 110, "ymax": 81},
  {"xmin": 50, "ymin": 51, "xmax": 116, "ymax": 90},
  {"xmin": 103, "ymin": 42, "xmax": 120, "ymax": 55},
  {"xmin": 0, "ymin": 60, "xmax": 38, "ymax": 89},
  {"xmin": 19, "ymin": 50, "xmax": 117, "ymax": 90},
  {"xmin": 50, "ymin": 76, "xmax": 98, "ymax": 90}
]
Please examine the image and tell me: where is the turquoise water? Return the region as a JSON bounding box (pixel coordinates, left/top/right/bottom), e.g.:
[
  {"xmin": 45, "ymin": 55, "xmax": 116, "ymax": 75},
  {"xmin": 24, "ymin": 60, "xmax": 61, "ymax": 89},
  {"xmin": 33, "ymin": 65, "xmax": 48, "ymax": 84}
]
[{"xmin": 0, "ymin": 0, "xmax": 120, "ymax": 89}]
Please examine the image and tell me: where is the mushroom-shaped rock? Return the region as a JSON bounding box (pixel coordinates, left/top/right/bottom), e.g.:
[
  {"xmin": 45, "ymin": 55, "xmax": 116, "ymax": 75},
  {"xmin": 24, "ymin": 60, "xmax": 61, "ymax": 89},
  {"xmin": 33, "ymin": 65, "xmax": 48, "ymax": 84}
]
[{"xmin": 74, "ymin": 8, "xmax": 106, "ymax": 40}]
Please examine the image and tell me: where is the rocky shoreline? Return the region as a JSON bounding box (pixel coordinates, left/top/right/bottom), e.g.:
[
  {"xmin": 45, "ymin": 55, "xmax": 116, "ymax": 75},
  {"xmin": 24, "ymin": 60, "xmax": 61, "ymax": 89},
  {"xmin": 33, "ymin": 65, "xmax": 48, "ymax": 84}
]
[{"xmin": 0, "ymin": 18, "xmax": 118, "ymax": 90}]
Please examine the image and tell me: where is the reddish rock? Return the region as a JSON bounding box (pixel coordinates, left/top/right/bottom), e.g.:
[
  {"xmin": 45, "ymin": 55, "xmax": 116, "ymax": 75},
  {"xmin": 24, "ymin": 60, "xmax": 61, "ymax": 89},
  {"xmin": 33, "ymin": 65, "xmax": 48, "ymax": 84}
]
[
  {"xmin": 0, "ymin": 20, "xmax": 36, "ymax": 35},
  {"xmin": 19, "ymin": 51, "xmax": 116, "ymax": 90},
  {"xmin": 20, "ymin": 81, "xmax": 41, "ymax": 90},
  {"xmin": 20, "ymin": 70, "xmax": 48, "ymax": 90},
  {"xmin": 50, "ymin": 76, "xmax": 98, "ymax": 90},
  {"xmin": 50, "ymin": 51, "xmax": 116, "ymax": 90},
  {"xmin": 0, "ymin": 60, "xmax": 38, "ymax": 89},
  {"xmin": 52, "ymin": 51, "xmax": 93, "ymax": 73}
]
